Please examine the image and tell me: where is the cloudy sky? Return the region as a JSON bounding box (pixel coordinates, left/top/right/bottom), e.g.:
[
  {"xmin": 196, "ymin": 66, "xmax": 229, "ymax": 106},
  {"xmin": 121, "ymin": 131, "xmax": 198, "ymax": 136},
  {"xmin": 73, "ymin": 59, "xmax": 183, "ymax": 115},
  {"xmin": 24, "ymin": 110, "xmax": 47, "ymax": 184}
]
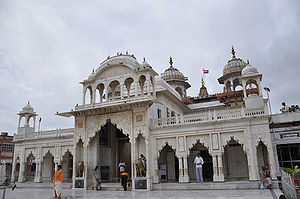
[{"xmin": 0, "ymin": 0, "xmax": 299, "ymax": 135}]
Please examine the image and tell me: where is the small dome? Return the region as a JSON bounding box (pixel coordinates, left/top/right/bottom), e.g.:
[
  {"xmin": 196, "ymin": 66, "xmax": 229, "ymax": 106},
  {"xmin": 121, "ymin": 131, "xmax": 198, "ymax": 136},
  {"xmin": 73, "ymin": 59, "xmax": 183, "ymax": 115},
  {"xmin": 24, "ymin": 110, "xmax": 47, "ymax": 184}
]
[
  {"xmin": 241, "ymin": 64, "xmax": 259, "ymax": 76},
  {"xmin": 162, "ymin": 57, "xmax": 185, "ymax": 81},
  {"xmin": 140, "ymin": 58, "xmax": 152, "ymax": 68},
  {"xmin": 88, "ymin": 69, "xmax": 95, "ymax": 79},
  {"xmin": 23, "ymin": 102, "xmax": 34, "ymax": 113},
  {"xmin": 223, "ymin": 46, "xmax": 247, "ymax": 76}
]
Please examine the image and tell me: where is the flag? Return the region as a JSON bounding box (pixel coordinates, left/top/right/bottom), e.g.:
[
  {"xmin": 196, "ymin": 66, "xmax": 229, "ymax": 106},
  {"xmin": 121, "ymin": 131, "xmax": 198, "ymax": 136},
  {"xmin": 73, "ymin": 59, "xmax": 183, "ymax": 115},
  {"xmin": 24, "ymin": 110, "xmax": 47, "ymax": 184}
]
[
  {"xmin": 184, "ymin": 77, "xmax": 188, "ymax": 81},
  {"xmin": 203, "ymin": 69, "xmax": 209, "ymax": 74}
]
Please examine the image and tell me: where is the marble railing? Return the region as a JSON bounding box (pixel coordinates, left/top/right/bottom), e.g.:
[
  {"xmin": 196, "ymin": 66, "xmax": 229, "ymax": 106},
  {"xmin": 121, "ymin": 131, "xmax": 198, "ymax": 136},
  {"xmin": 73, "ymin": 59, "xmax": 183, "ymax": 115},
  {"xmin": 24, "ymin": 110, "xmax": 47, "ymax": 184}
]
[
  {"xmin": 14, "ymin": 128, "xmax": 74, "ymax": 141},
  {"xmin": 150, "ymin": 107, "xmax": 267, "ymax": 128}
]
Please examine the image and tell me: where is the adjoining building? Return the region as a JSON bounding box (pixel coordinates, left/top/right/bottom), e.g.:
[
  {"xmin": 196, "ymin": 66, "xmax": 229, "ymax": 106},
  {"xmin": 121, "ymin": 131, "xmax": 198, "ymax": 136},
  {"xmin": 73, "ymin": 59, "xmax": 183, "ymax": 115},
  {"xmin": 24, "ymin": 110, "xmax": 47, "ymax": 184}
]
[
  {"xmin": 12, "ymin": 48, "xmax": 277, "ymax": 190},
  {"xmin": 0, "ymin": 132, "xmax": 14, "ymax": 179},
  {"xmin": 270, "ymin": 112, "xmax": 300, "ymax": 177}
]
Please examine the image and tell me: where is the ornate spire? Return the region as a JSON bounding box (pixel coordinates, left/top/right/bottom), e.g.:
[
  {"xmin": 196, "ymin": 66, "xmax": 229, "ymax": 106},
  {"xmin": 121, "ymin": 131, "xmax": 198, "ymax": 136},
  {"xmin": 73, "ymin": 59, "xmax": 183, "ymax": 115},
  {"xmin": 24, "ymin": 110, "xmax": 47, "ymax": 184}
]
[
  {"xmin": 231, "ymin": 45, "xmax": 236, "ymax": 58},
  {"xmin": 169, "ymin": 56, "xmax": 173, "ymax": 67},
  {"xmin": 201, "ymin": 76, "xmax": 204, "ymax": 86}
]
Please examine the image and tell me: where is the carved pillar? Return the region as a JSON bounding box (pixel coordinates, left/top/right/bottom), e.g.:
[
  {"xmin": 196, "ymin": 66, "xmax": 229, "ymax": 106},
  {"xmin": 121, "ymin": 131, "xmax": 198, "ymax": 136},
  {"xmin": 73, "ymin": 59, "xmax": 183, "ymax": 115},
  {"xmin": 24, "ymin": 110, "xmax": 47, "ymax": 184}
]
[
  {"xmin": 134, "ymin": 77, "xmax": 138, "ymax": 97},
  {"xmin": 83, "ymin": 88, "xmax": 87, "ymax": 105},
  {"xmin": 92, "ymin": 88, "xmax": 96, "ymax": 104},
  {"xmin": 84, "ymin": 143, "xmax": 88, "ymax": 189},
  {"xmin": 212, "ymin": 154, "xmax": 218, "ymax": 182},
  {"xmin": 18, "ymin": 161, "xmax": 25, "ymax": 182},
  {"xmin": 145, "ymin": 138, "xmax": 150, "ymax": 178},
  {"xmin": 154, "ymin": 155, "xmax": 159, "ymax": 183},
  {"xmin": 34, "ymin": 161, "xmax": 41, "ymax": 182},
  {"xmin": 11, "ymin": 158, "xmax": 16, "ymax": 182},
  {"xmin": 104, "ymin": 84, "xmax": 108, "ymax": 102},
  {"xmin": 120, "ymin": 83, "xmax": 124, "ymax": 100},
  {"xmin": 178, "ymin": 156, "xmax": 184, "ymax": 182},
  {"xmin": 146, "ymin": 74, "xmax": 151, "ymax": 96},
  {"xmin": 217, "ymin": 154, "xmax": 224, "ymax": 181},
  {"xmin": 183, "ymin": 155, "xmax": 189, "ymax": 182}
]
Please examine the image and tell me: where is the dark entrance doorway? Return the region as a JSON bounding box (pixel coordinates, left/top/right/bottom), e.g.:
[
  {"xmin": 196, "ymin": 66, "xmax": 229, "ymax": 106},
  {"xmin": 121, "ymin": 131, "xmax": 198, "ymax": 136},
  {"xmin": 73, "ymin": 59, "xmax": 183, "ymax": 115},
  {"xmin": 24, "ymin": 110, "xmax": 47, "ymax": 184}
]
[
  {"xmin": 188, "ymin": 141, "xmax": 213, "ymax": 182},
  {"xmin": 158, "ymin": 144, "xmax": 179, "ymax": 182},
  {"xmin": 90, "ymin": 119, "xmax": 131, "ymax": 182}
]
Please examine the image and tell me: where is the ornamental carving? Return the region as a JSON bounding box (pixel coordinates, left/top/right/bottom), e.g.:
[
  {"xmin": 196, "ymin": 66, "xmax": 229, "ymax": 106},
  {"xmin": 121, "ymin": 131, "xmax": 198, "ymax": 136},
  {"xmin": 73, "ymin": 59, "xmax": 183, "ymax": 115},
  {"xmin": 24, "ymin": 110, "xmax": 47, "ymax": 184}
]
[
  {"xmin": 186, "ymin": 134, "xmax": 210, "ymax": 153},
  {"xmin": 156, "ymin": 137, "xmax": 176, "ymax": 157},
  {"xmin": 86, "ymin": 111, "xmax": 132, "ymax": 145},
  {"xmin": 221, "ymin": 131, "xmax": 246, "ymax": 152}
]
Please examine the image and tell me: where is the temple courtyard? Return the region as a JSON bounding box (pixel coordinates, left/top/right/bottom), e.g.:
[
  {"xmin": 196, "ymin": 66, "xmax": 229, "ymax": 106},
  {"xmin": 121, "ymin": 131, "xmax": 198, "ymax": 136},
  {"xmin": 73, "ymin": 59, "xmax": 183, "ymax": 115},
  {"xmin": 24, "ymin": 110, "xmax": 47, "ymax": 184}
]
[{"xmin": 3, "ymin": 183, "xmax": 284, "ymax": 199}]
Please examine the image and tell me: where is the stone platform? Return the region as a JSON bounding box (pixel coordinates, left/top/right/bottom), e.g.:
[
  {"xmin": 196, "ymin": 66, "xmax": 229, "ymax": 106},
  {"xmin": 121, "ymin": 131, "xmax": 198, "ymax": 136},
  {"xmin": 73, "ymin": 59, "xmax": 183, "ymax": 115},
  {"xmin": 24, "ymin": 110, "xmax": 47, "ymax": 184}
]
[{"xmin": 153, "ymin": 181, "xmax": 279, "ymax": 190}]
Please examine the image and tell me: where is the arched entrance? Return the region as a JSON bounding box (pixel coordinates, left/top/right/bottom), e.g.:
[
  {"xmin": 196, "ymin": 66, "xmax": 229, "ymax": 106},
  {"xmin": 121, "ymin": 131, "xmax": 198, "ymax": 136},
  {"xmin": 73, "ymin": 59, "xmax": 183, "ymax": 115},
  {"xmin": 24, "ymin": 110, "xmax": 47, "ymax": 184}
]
[
  {"xmin": 158, "ymin": 144, "xmax": 179, "ymax": 182},
  {"xmin": 257, "ymin": 141, "xmax": 269, "ymax": 169},
  {"xmin": 42, "ymin": 151, "xmax": 54, "ymax": 182},
  {"xmin": 223, "ymin": 138, "xmax": 249, "ymax": 181},
  {"xmin": 25, "ymin": 153, "xmax": 36, "ymax": 181},
  {"xmin": 14, "ymin": 158, "xmax": 20, "ymax": 181},
  {"xmin": 87, "ymin": 119, "xmax": 131, "ymax": 183},
  {"xmin": 62, "ymin": 151, "xmax": 73, "ymax": 183},
  {"xmin": 188, "ymin": 141, "xmax": 213, "ymax": 182}
]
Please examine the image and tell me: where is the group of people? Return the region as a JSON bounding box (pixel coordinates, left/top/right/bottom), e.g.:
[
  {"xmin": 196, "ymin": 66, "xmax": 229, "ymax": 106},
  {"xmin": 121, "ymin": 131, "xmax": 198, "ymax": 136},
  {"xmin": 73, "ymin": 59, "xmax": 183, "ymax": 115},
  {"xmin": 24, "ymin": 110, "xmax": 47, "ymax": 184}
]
[
  {"xmin": 52, "ymin": 152, "xmax": 271, "ymax": 197},
  {"xmin": 281, "ymin": 102, "xmax": 300, "ymax": 113}
]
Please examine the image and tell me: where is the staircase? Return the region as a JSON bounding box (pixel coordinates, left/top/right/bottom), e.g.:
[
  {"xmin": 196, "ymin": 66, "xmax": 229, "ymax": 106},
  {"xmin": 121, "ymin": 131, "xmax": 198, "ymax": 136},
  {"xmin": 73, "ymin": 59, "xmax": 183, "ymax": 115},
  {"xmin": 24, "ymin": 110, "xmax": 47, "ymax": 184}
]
[{"xmin": 153, "ymin": 181, "xmax": 261, "ymax": 190}]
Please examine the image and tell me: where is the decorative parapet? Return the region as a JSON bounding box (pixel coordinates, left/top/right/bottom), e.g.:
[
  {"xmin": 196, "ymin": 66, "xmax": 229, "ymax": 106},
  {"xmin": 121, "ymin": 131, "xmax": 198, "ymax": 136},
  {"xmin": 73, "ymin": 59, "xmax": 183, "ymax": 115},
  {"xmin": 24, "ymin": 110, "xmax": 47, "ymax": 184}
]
[
  {"xmin": 150, "ymin": 107, "xmax": 267, "ymax": 129},
  {"xmin": 13, "ymin": 128, "xmax": 74, "ymax": 142}
]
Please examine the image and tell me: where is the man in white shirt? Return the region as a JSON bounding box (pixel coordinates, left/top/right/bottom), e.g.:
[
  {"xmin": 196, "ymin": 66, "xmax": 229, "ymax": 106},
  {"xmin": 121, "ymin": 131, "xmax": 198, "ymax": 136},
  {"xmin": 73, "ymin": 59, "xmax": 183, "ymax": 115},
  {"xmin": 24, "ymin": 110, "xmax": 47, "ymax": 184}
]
[
  {"xmin": 194, "ymin": 153, "xmax": 204, "ymax": 183},
  {"xmin": 118, "ymin": 160, "xmax": 126, "ymax": 175}
]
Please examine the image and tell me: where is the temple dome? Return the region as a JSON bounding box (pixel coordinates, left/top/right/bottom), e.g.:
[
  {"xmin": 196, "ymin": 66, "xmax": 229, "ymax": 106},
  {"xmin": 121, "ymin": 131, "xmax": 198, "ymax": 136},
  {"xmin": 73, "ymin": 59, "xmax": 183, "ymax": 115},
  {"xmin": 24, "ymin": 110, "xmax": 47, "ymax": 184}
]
[
  {"xmin": 162, "ymin": 57, "xmax": 185, "ymax": 81},
  {"xmin": 223, "ymin": 46, "xmax": 247, "ymax": 76},
  {"xmin": 22, "ymin": 102, "xmax": 34, "ymax": 113},
  {"xmin": 140, "ymin": 58, "xmax": 152, "ymax": 69},
  {"xmin": 241, "ymin": 63, "xmax": 259, "ymax": 77}
]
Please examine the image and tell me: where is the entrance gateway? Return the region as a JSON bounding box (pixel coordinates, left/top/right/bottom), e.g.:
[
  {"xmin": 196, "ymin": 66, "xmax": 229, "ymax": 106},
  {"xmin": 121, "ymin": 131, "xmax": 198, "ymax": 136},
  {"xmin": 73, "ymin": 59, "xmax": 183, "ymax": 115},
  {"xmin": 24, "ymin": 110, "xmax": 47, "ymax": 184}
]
[{"xmin": 13, "ymin": 51, "xmax": 277, "ymax": 191}]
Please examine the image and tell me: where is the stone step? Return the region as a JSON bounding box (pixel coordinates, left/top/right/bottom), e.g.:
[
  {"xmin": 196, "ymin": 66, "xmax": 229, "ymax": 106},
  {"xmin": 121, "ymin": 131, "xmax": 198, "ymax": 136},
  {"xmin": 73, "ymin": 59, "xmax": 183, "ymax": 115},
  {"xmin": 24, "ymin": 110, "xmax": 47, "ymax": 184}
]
[{"xmin": 153, "ymin": 181, "xmax": 262, "ymax": 190}]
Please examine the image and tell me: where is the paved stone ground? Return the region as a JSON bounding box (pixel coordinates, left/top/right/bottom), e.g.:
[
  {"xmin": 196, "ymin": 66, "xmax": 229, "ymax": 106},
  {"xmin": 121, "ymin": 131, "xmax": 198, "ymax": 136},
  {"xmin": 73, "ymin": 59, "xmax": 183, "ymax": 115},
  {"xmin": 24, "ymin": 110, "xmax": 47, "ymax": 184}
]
[{"xmin": 3, "ymin": 188, "xmax": 283, "ymax": 199}]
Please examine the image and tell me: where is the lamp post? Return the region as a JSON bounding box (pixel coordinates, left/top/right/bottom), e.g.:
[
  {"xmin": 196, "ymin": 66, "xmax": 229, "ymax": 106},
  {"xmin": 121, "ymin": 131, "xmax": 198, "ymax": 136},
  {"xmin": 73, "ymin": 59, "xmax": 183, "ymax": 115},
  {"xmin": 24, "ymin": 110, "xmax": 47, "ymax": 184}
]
[{"xmin": 264, "ymin": 87, "xmax": 272, "ymax": 115}]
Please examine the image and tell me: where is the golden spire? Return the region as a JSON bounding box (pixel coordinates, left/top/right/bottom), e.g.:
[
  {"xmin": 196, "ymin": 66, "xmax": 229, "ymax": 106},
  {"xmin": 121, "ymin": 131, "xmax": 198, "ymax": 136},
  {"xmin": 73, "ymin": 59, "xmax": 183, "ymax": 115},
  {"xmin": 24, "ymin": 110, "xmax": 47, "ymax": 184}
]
[
  {"xmin": 201, "ymin": 76, "xmax": 204, "ymax": 86},
  {"xmin": 169, "ymin": 56, "xmax": 173, "ymax": 67},
  {"xmin": 231, "ymin": 45, "xmax": 236, "ymax": 58}
]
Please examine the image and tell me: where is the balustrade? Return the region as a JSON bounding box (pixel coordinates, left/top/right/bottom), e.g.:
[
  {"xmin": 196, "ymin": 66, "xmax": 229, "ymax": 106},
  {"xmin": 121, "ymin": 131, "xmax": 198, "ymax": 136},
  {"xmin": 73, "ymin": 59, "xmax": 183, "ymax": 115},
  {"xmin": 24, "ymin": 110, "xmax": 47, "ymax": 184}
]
[{"xmin": 150, "ymin": 107, "xmax": 267, "ymax": 128}]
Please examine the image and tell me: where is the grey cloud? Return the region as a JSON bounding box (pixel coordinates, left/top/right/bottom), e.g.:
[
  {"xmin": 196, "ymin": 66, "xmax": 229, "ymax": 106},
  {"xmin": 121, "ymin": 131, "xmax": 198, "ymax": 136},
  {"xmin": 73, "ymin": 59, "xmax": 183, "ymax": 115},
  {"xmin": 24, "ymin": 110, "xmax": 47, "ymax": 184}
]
[{"xmin": 0, "ymin": 0, "xmax": 300, "ymax": 134}]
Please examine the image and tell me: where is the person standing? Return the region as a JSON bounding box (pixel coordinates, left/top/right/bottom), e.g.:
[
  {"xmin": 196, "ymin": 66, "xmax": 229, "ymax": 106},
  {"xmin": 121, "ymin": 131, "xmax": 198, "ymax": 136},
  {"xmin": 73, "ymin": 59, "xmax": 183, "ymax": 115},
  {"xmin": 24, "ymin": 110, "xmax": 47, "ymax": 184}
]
[
  {"xmin": 118, "ymin": 160, "xmax": 126, "ymax": 175},
  {"xmin": 54, "ymin": 165, "xmax": 64, "ymax": 199},
  {"xmin": 260, "ymin": 166, "xmax": 272, "ymax": 189},
  {"xmin": 120, "ymin": 170, "xmax": 130, "ymax": 191},
  {"xmin": 93, "ymin": 166, "xmax": 101, "ymax": 191},
  {"xmin": 140, "ymin": 154, "xmax": 146, "ymax": 168},
  {"xmin": 194, "ymin": 153, "xmax": 204, "ymax": 183}
]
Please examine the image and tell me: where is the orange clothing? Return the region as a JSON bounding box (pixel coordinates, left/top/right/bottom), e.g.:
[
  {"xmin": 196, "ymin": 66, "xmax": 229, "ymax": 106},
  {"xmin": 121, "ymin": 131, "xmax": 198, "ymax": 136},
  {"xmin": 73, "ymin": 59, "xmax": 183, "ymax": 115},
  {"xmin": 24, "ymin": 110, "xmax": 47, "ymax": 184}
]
[
  {"xmin": 120, "ymin": 172, "xmax": 130, "ymax": 184},
  {"xmin": 54, "ymin": 169, "xmax": 64, "ymax": 183}
]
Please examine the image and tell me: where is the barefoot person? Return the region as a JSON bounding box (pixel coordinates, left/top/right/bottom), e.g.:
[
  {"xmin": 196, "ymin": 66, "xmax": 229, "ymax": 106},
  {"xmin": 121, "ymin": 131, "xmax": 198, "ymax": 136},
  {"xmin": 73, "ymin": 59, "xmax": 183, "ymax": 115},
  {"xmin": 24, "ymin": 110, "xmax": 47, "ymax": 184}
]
[
  {"xmin": 194, "ymin": 153, "xmax": 204, "ymax": 183},
  {"xmin": 120, "ymin": 170, "xmax": 130, "ymax": 191},
  {"xmin": 54, "ymin": 165, "xmax": 64, "ymax": 199},
  {"xmin": 93, "ymin": 166, "xmax": 102, "ymax": 190}
]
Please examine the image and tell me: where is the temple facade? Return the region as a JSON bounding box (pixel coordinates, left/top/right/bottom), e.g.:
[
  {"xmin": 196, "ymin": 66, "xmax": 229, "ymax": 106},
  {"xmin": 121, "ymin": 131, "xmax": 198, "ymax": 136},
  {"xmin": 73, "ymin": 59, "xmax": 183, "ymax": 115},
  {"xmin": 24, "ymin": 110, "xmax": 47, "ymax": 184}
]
[{"xmin": 12, "ymin": 48, "xmax": 277, "ymax": 190}]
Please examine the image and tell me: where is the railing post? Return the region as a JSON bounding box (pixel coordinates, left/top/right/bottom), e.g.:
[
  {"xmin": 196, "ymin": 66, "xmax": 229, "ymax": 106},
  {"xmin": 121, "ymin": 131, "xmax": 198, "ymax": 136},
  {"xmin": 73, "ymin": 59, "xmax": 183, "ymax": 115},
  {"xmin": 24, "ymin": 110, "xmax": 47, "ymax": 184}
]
[
  {"xmin": 213, "ymin": 110, "xmax": 217, "ymax": 121},
  {"xmin": 241, "ymin": 106, "xmax": 245, "ymax": 117}
]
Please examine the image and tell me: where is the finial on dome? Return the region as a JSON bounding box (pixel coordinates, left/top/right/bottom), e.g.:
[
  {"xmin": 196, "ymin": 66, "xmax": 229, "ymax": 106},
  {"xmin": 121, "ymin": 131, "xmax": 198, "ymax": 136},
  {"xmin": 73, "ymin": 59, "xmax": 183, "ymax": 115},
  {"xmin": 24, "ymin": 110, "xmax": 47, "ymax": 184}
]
[
  {"xmin": 231, "ymin": 45, "xmax": 236, "ymax": 58},
  {"xmin": 247, "ymin": 59, "xmax": 249, "ymax": 64},
  {"xmin": 143, "ymin": 57, "xmax": 146, "ymax": 62},
  {"xmin": 201, "ymin": 77, "xmax": 204, "ymax": 86},
  {"xmin": 126, "ymin": 51, "xmax": 128, "ymax": 55},
  {"xmin": 169, "ymin": 56, "xmax": 173, "ymax": 67},
  {"xmin": 28, "ymin": 101, "xmax": 30, "ymax": 105}
]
